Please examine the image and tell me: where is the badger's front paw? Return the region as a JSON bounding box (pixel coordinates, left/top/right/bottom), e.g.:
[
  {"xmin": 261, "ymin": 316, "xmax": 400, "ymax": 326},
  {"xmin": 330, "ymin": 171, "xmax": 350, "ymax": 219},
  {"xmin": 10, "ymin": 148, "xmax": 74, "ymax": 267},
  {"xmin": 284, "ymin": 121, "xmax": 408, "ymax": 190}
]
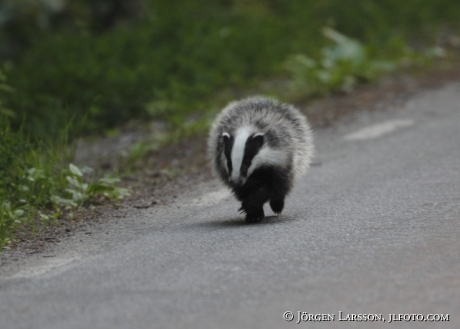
[{"xmin": 245, "ymin": 208, "xmax": 265, "ymax": 223}]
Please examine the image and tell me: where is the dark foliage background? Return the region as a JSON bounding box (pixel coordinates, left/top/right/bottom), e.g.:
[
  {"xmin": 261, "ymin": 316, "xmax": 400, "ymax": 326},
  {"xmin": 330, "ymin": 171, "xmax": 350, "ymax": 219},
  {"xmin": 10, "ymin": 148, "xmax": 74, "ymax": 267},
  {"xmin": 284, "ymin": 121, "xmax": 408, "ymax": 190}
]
[{"xmin": 1, "ymin": 0, "xmax": 459, "ymax": 139}]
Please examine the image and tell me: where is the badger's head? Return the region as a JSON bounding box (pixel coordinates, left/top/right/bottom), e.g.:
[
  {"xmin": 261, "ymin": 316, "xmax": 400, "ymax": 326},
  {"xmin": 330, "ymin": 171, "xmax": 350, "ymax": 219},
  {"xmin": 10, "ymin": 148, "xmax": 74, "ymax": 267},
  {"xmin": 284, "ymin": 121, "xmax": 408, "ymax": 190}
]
[{"xmin": 221, "ymin": 126, "xmax": 265, "ymax": 187}]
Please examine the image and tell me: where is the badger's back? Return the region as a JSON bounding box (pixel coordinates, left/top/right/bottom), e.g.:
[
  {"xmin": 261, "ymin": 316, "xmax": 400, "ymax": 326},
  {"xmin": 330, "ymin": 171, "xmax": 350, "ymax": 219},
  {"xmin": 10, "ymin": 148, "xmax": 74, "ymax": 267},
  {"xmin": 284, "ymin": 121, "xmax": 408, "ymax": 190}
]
[{"xmin": 208, "ymin": 96, "xmax": 313, "ymax": 188}]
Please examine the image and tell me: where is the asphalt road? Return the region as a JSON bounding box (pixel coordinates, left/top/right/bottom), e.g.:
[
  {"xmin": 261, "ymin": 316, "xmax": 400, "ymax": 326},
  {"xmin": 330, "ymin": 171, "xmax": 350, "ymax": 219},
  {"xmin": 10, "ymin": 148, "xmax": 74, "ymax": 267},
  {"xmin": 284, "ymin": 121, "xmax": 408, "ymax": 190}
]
[{"xmin": 1, "ymin": 83, "xmax": 460, "ymax": 329}]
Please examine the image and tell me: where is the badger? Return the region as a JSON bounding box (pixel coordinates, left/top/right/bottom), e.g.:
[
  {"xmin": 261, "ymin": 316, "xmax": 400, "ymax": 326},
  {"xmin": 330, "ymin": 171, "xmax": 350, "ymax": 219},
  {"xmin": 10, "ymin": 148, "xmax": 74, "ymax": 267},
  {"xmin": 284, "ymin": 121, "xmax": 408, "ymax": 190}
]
[{"xmin": 208, "ymin": 96, "xmax": 314, "ymax": 222}]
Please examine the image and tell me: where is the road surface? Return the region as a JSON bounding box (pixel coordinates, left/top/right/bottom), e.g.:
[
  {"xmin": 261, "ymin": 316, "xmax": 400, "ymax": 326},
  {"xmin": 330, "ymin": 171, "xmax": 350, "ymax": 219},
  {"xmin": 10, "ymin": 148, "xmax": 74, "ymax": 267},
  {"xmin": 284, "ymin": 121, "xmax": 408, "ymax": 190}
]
[{"xmin": 1, "ymin": 83, "xmax": 460, "ymax": 328}]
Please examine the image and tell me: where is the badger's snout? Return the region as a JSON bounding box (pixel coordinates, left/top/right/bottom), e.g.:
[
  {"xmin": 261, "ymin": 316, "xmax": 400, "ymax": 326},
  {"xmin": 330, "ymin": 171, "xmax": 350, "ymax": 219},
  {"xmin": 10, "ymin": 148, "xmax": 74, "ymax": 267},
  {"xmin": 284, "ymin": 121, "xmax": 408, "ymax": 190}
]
[{"xmin": 229, "ymin": 176, "xmax": 245, "ymax": 187}]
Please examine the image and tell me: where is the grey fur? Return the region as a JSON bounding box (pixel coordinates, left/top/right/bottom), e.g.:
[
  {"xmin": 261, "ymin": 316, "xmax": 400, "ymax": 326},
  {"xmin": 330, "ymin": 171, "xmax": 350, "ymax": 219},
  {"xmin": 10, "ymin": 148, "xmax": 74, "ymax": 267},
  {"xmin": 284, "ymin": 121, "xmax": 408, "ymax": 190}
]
[{"xmin": 208, "ymin": 96, "xmax": 314, "ymax": 195}]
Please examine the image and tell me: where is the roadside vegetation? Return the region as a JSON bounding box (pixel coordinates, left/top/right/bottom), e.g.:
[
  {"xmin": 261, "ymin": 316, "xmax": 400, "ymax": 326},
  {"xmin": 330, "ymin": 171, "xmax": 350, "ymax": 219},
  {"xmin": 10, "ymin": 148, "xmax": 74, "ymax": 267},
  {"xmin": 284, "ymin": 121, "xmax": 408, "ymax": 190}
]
[
  {"xmin": 1, "ymin": 0, "xmax": 460, "ymax": 249},
  {"xmin": 0, "ymin": 104, "xmax": 129, "ymax": 248}
]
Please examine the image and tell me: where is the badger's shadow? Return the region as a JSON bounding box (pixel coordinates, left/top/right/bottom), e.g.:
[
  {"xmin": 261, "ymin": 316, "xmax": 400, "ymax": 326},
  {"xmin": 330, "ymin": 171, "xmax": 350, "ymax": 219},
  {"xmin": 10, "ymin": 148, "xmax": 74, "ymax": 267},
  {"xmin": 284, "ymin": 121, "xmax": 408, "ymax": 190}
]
[{"xmin": 194, "ymin": 214, "xmax": 295, "ymax": 229}]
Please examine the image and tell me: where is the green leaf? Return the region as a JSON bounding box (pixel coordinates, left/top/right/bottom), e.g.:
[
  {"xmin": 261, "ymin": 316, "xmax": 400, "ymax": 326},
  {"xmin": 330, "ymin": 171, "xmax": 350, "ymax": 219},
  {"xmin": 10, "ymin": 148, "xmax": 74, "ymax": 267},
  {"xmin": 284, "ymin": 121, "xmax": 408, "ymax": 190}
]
[
  {"xmin": 13, "ymin": 210, "xmax": 25, "ymax": 217},
  {"xmin": 65, "ymin": 188, "xmax": 84, "ymax": 202},
  {"xmin": 81, "ymin": 183, "xmax": 88, "ymax": 192},
  {"xmin": 112, "ymin": 187, "xmax": 130, "ymax": 198},
  {"xmin": 88, "ymin": 184, "xmax": 114, "ymax": 194},
  {"xmin": 39, "ymin": 212, "xmax": 49, "ymax": 220},
  {"xmin": 69, "ymin": 163, "xmax": 83, "ymax": 177},
  {"xmin": 98, "ymin": 177, "xmax": 121, "ymax": 185},
  {"xmin": 66, "ymin": 176, "xmax": 82, "ymax": 188},
  {"xmin": 51, "ymin": 196, "xmax": 77, "ymax": 207},
  {"xmin": 79, "ymin": 166, "xmax": 94, "ymax": 174}
]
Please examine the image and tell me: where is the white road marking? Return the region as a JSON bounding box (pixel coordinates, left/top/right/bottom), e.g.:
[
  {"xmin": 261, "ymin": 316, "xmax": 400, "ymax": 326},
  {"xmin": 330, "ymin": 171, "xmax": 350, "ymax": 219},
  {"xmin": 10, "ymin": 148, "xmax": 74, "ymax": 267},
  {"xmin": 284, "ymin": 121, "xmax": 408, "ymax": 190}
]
[
  {"xmin": 9, "ymin": 257, "xmax": 79, "ymax": 279},
  {"xmin": 344, "ymin": 119, "xmax": 414, "ymax": 141}
]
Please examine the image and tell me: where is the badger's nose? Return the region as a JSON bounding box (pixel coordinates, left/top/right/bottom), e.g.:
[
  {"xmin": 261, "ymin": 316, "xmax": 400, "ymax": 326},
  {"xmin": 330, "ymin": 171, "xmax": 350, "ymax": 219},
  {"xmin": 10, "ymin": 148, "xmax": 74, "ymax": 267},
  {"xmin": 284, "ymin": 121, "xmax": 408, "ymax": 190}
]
[{"xmin": 229, "ymin": 176, "xmax": 244, "ymax": 187}]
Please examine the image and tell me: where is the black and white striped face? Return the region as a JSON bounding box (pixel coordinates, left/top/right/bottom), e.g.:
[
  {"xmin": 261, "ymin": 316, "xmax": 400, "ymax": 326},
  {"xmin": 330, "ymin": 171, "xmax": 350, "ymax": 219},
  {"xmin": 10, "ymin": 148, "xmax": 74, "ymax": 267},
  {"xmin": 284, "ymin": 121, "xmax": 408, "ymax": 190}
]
[{"xmin": 222, "ymin": 127, "xmax": 264, "ymax": 187}]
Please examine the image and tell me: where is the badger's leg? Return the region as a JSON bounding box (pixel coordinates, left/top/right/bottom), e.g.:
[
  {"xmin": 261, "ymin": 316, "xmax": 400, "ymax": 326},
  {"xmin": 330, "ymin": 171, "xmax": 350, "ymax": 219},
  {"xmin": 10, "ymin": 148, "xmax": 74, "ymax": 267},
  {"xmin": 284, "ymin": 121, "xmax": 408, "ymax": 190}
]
[
  {"xmin": 269, "ymin": 198, "xmax": 285, "ymax": 215},
  {"xmin": 245, "ymin": 208, "xmax": 265, "ymax": 222},
  {"xmin": 238, "ymin": 185, "xmax": 270, "ymax": 222},
  {"xmin": 269, "ymin": 175, "xmax": 290, "ymax": 215}
]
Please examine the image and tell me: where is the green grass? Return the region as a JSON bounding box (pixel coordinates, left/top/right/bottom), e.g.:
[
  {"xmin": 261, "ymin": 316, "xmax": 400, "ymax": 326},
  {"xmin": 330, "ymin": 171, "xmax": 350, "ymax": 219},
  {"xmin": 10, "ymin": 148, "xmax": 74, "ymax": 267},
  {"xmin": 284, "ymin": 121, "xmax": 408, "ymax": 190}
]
[
  {"xmin": 0, "ymin": 137, "xmax": 129, "ymax": 249},
  {"xmin": 1, "ymin": 75, "xmax": 129, "ymax": 248}
]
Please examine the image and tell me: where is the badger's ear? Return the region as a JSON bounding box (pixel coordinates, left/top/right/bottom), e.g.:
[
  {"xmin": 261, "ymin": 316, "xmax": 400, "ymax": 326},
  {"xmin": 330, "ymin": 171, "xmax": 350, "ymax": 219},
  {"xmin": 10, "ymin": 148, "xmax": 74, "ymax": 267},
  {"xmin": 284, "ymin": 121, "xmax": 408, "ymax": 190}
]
[{"xmin": 222, "ymin": 132, "xmax": 230, "ymax": 139}]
